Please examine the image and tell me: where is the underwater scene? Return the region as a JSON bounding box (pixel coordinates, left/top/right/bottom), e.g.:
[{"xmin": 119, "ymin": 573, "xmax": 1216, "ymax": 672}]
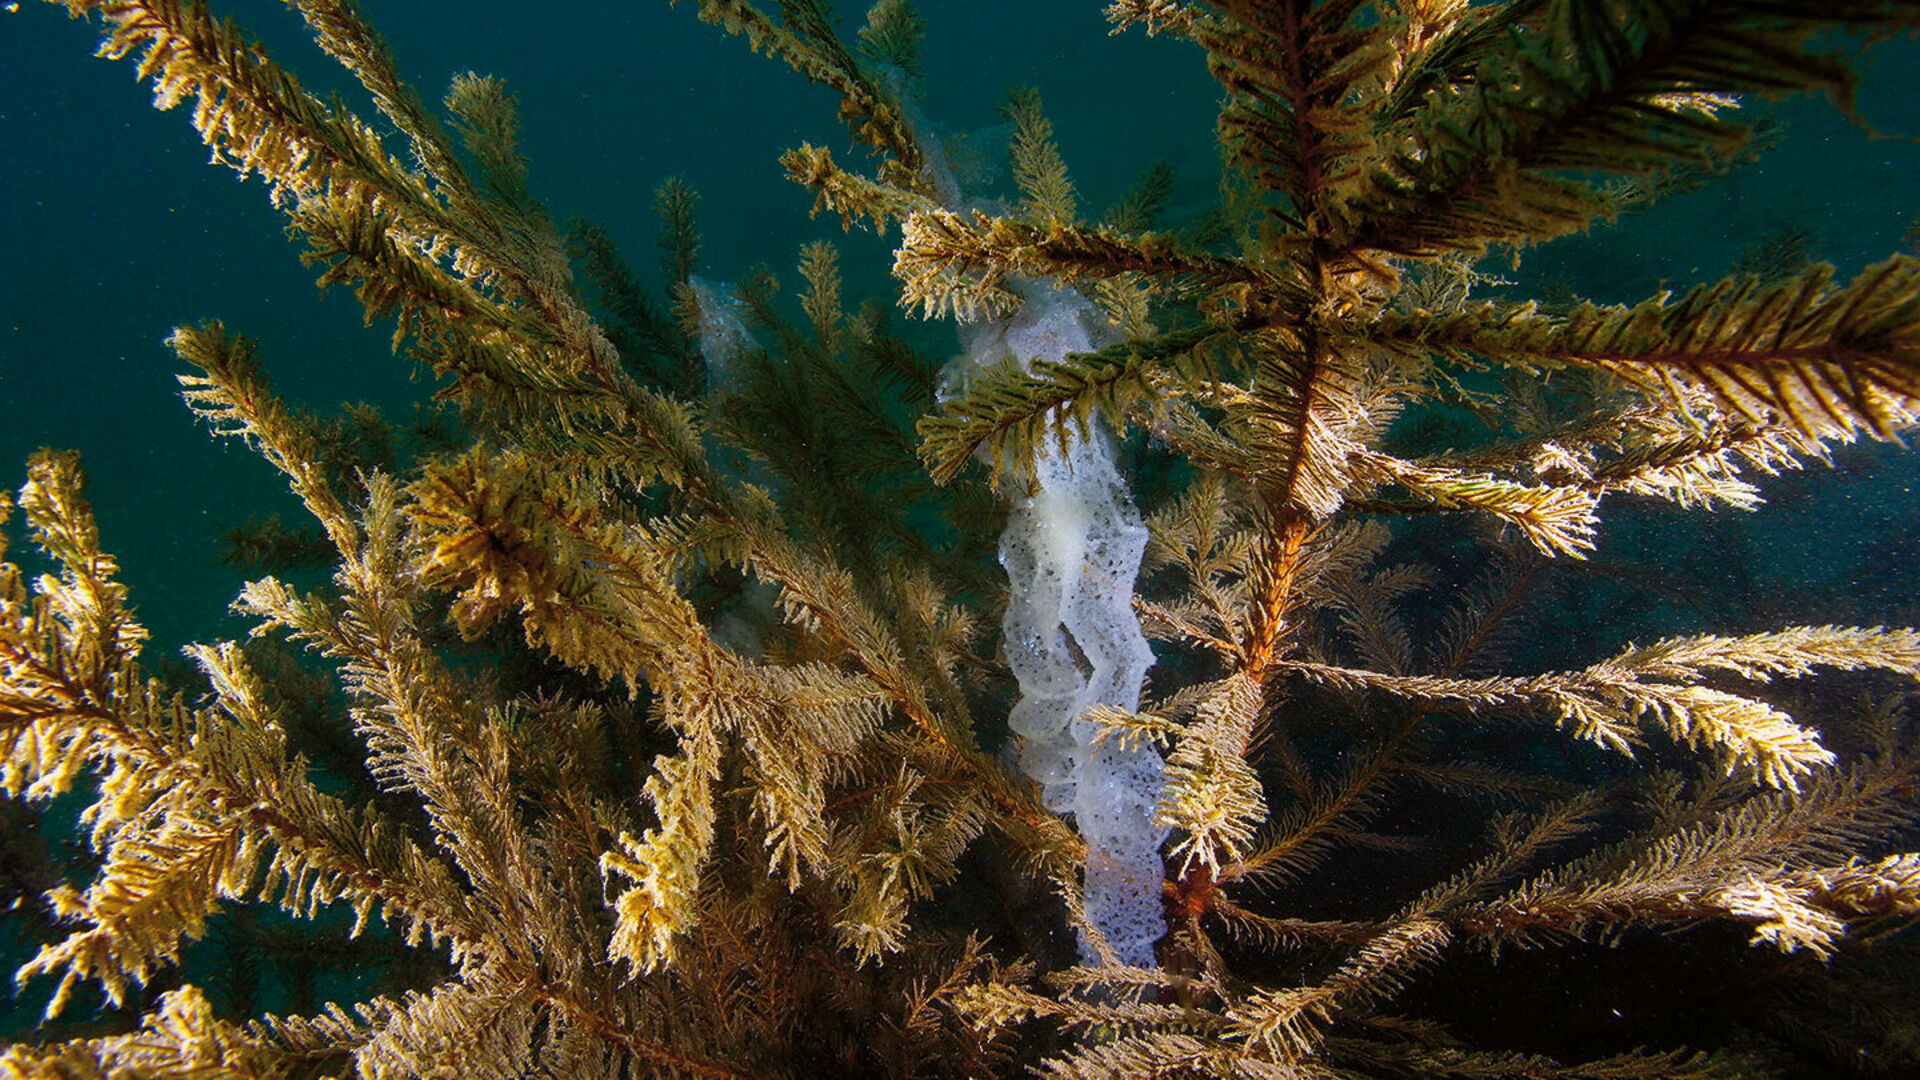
[{"xmin": 2, "ymin": 0, "xmax": 1919, "ymax": 1076}]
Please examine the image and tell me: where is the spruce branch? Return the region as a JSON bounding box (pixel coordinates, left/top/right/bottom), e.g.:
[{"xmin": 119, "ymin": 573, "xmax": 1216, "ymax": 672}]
[{"xmin": 1388, "ymin": 259, "xmax": 1920, "ymax": 440}]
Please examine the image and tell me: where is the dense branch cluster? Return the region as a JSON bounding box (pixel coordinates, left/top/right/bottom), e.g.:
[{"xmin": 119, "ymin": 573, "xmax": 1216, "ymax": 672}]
[{"xmin": 4, "ymin": 0, "xmax": 1920, "ymax": 1077}]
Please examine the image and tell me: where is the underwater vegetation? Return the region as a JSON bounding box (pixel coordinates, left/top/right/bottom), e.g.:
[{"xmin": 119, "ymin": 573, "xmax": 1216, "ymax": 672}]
[{"xmin": 4, "ymin": 0, "xmax": 1920, "ymax": 1076}]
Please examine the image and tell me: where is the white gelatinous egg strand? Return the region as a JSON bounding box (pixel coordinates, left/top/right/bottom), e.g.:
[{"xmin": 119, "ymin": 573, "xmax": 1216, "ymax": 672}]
[
  {"xmin": 687, "ymin": 274, "xmax": 753, "ymax": 393},
  {"xmin": 990, "ymin": 288, "xmax": 1165, "ymax": 967}
]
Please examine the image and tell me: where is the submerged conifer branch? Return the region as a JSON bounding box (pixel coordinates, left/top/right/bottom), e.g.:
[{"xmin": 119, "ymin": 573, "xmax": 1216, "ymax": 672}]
[
  {"xmin": 670, "ymin": 0, "xmax": 924, "ymax": 180},
  {"xmin": 895, "ymin": 211, "xmax": 1280, "ymax": 319},
  {"xmin": 917, "ymin": 324, "xmax": 1221, "ymax": 487},
  {"xmin": 1386, "ymin": 259, "xmax": 1920, "ymax": 440},
  {"xmin": 1, "ymin": 456, "xmax": 486, "ymax": 1021},
  {"xmin": 1279, "ymin": 624, "xmax": 1920, "ymax": 789}
]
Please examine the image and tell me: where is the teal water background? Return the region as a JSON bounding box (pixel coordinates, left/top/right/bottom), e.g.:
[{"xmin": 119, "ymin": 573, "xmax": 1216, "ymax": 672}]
[
  {"xmin": 4, "ymin": 2, "xmax": 1916, "ymax": 654},
  {"xmin": 2, "ymin": 0, "xmax": 1918, "ymax": 1045},
  {"xmin": 0, "ymin": 0, "xmax": 1208, "ymax": 653}
]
